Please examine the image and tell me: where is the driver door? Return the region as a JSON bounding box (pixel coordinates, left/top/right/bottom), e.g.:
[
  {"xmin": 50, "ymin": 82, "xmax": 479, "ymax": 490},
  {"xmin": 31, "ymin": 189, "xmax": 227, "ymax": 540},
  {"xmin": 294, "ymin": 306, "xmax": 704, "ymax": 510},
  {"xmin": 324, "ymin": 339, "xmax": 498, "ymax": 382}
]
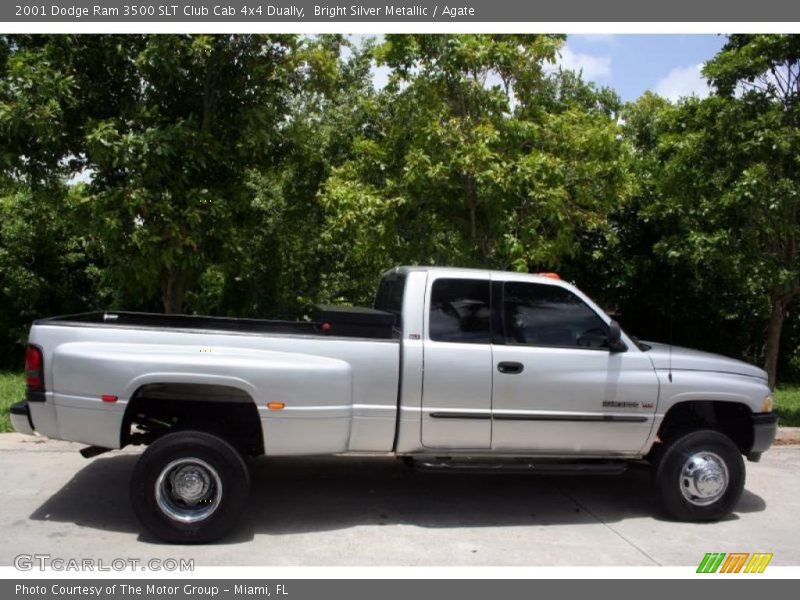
[{"xmin": 490, "ymin": 279, "xmax": 658, "ymax": 454}]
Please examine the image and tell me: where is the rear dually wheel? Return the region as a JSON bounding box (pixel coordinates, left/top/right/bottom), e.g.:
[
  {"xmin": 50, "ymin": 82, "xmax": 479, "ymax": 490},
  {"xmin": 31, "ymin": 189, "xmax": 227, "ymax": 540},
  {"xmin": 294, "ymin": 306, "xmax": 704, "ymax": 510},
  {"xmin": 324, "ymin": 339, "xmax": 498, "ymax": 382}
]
[{"xmin": 131, "ymin": 430, "xmax": 250, "ymax": 543}]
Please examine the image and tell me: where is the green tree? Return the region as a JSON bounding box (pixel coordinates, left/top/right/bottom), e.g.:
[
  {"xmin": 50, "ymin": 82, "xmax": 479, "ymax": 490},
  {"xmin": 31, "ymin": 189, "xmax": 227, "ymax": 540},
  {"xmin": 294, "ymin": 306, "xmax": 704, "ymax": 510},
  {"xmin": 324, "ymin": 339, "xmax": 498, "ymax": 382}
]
[
  {"xmin": 317, "ymin": 35, "xmax": 633, "ymax": 302},
  {"xmin": 193, "ymin": 34, "xmax": 378, "ymax": 316},
  {"xmin": 702, "ymin": 35, "xmax": 800, "ymax": 387},
  {"xmin": 599, "ymin": 93, "xmax": 766, "ymax": 365},
  {"xmin": 0, "ymin": 36, "xmax": 109, "ymax": 366},
  {"xmin": 2, "ymin": 35, "xmax": 302, "ymax": 314},
  {"xmin": 0, "ymin": 34, "xmax": 87, "ymax": 211},
  {"xmin": 0, "ymin": 180, "xmax": 104, "ymax": 366},
  {"xmin": 82, "ymin": 35, "xmax": 301, "ymax": 313},
  {"xmin": 612, "ymin": 36, "xmax": 800, "ymax": 387}
]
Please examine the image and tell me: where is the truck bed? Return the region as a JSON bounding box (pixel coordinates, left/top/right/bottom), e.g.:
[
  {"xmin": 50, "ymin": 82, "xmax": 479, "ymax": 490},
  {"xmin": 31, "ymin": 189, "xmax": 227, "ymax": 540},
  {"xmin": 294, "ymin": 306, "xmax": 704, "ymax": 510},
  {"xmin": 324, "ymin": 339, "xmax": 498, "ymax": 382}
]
[
  {"xmin": 27, "ymin": 307, "xmax": 402, "ymax": 454},
  {"xmin": 37, "ymin": 307, "xmax": 398, "ymax": 340}
]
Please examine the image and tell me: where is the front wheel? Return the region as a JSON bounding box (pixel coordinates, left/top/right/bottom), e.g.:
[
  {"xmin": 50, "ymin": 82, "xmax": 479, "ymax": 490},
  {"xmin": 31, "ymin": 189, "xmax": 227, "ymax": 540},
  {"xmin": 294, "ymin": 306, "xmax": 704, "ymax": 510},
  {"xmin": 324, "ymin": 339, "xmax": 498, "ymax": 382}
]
[
  {"xmin": 652, "ymin": 429, "xmax": 745, "ymax": 521},
  {"xmin": 131, "ymin": 430, "xmax": 250, "ymax": 543}
]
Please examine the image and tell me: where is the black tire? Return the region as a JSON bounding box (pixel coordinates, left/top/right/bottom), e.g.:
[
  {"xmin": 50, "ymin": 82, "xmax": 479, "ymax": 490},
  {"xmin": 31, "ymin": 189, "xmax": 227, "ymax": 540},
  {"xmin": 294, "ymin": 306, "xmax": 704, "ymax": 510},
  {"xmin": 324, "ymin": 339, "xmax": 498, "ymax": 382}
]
[
  {"xmin": 130, "ymin": 430, "xmax": 250, "ymax": 543},
  {"xmin": 652, "ymin": 429, "xmax": 745, "ymax": 522}
]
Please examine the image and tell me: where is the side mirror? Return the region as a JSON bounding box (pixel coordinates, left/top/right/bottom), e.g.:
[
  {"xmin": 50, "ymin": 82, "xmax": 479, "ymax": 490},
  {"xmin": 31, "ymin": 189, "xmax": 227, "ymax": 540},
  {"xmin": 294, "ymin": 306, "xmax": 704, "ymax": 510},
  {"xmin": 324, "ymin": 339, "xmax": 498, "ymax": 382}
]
[{"xmin": 608, "ymin": 320, "xmax": 628, "ymax": 353}]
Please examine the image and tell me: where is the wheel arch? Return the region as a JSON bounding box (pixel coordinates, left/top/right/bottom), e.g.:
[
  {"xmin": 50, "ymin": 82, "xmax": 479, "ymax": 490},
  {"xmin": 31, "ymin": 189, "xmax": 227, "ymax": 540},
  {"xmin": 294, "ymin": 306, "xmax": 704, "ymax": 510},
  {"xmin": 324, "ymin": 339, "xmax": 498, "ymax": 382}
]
[
  {"xmin": 653, "ymin": 399, "xmax": 754, "ymax": 455},
  {"xmin": 121, "ymin": 380, "xmax": 265, "ymax": 456}
]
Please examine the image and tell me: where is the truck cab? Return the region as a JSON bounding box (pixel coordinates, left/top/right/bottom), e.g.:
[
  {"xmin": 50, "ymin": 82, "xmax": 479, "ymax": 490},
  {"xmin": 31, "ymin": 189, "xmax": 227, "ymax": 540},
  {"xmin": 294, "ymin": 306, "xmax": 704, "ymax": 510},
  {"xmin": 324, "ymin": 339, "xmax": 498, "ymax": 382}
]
[
  {"xmin": 10, "ymin": 265, "xmax": 778, "ymax": 542},
  {"xmin": 386, "ymin": 267, "xmax": 657, "ymax": 455}
]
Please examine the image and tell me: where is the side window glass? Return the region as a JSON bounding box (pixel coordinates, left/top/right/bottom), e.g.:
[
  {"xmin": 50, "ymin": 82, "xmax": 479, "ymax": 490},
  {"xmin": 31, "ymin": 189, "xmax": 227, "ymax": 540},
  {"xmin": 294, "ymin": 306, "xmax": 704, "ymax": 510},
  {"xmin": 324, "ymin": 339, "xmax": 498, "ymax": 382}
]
[
  {"xmin": 374, "ymin": 273, "xmax": 407, "ymax": 321},
  {"xmin": 429, "ymin": 279, "xmax": 491, "ymax": 344},
  {"xmin": 503, "ymin": 282, "xmax": 609, "ymax": 348}
]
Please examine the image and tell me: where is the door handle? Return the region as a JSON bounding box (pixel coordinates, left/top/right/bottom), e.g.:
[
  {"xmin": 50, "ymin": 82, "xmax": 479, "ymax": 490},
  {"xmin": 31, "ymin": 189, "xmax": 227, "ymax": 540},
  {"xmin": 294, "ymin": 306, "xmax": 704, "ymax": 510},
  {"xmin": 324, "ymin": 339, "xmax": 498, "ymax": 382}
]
[{"xmin": 497, "ymin": 361, "xmax": 524, "ymax": 374}]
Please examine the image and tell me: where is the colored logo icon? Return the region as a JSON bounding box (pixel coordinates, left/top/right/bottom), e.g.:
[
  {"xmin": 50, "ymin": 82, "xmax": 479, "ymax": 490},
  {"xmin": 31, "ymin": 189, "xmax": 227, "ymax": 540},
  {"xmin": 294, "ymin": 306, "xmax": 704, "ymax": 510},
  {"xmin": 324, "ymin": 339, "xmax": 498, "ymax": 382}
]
[{"xmin": 697, "ymin": 553, "xmax": 773, "ymax": 573}]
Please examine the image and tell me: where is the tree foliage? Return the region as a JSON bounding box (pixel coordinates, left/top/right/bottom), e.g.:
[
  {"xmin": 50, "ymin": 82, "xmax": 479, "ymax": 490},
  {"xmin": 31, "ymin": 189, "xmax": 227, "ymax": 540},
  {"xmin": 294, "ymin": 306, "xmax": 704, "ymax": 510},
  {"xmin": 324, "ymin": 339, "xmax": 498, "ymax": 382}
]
[
  {"xmin": 1, "ymin": 33, "xmax": 800, "ymax": 386},
  {"xmin": 316, "ymin": 34, "xmax": 632, "ymax": 302},
  {"xmin": 617, "ymin": 35, "xmax": 800, "ymax": 387}
]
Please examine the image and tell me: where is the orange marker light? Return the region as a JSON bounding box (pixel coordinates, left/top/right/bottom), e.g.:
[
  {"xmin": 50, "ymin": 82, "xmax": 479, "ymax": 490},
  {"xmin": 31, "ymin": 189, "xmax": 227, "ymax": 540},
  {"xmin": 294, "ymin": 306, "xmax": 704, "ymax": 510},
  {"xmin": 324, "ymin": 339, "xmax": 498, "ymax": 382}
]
[
  {"xmin": 267, "ymin": 402, "xmax": 285, "ymax": 410},
  {"xmin": 537, "ymin": 272, "xmax": 561, "ymax": 280}
]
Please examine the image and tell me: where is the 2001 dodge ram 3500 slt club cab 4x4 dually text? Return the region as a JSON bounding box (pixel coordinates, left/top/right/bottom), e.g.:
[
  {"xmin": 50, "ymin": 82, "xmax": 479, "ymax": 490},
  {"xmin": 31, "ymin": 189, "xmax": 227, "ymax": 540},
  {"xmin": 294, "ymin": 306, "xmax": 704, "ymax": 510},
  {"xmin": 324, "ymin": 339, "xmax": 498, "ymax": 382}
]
[{"xmin": 10, "ymin": 266, "xmax": 778, "ymax": 542}]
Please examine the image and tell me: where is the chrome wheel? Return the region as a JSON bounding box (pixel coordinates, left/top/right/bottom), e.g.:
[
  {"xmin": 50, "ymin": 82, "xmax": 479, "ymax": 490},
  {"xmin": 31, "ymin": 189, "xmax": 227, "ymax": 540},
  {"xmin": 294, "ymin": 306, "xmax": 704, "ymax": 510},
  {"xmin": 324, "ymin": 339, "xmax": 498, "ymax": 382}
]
[
  {"xmin": 679, "ymin": 451, "xmax": 729, "ymax": 506},
  {"xmin": 155, "ymin": 457, "xmax": 223, "ymax": 523}
]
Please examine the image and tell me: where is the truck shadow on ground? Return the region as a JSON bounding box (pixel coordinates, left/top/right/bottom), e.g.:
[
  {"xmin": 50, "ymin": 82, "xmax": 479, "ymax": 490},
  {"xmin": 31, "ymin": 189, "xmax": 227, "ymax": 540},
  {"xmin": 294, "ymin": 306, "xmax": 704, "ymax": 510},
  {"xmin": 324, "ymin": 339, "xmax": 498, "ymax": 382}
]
[{"xmin": 29, "ymin": 453, "xmax": 767, "ymax": 545}]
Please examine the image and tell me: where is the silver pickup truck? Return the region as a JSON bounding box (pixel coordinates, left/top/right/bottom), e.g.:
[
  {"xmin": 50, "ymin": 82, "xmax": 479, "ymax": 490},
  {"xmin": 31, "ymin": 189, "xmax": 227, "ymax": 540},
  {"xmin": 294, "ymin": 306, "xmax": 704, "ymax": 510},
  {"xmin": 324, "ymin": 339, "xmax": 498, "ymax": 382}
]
[{"xmin": 10, "ymin": 266, "xmax": 778, "ymax": 542}]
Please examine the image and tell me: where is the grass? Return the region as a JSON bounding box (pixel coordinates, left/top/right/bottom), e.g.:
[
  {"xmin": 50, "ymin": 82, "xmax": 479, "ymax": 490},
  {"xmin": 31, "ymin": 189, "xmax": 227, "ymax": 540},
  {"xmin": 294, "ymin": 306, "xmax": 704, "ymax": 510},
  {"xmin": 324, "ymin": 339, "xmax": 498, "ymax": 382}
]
[
  {"xmin": 0, "ymin": 370, "xmax": 799, "ymax": 432},
  {"xmin": 774, "ymin": 385, "xmax": 800, "ymax": 427},
  {"xmin": 0, "ymin": 372, "xmax": 24, "ymax": 433}
]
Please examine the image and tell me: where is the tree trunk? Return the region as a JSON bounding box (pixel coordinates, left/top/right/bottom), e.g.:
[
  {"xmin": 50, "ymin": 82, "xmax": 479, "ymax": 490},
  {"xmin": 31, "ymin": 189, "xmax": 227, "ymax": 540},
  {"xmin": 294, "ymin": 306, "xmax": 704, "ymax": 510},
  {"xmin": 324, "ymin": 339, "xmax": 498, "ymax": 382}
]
[
  {"xmin": 162, "ymin": 268, "xmax": 186, "ymax": 315},
  {"xmin": 469, "ymin": 202, "xmax": 477, "ymax": 242},
  {"xmin": 764, "ymin": 295, "xmax": 788, "ymax": 390}
]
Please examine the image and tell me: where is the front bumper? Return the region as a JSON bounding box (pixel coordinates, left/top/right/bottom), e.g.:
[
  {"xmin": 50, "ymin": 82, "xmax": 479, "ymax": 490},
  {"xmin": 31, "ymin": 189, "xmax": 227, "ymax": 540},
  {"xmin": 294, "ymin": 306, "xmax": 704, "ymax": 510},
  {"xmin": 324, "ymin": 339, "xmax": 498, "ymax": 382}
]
[
  {"xmin": 10, "ymin": 400, "xmax": 35, "ymax": 436},
  {"xmin": 747, "ymin": 411, "xmax": 778, "ymax": 460}
]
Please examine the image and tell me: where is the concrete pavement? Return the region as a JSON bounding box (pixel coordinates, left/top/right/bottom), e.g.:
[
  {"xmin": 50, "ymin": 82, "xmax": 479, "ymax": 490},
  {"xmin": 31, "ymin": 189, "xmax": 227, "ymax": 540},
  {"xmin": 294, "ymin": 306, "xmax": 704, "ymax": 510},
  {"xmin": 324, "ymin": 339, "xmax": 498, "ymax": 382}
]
[{"xmin": 0, "ymin": 433, "xmax": 798, "ymax": 566}]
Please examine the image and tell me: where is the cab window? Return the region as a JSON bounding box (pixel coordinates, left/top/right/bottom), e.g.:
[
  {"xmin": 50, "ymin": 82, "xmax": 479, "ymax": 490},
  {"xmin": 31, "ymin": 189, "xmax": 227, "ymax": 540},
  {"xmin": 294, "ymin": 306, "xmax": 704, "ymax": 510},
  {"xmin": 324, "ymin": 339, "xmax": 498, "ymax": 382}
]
[
  {"xmin": 503, "ymin": 281, "xmax": 609, "ymax": 349},
  {"xmin": 429, "ymin": 279, "xmax": 491, "ymax": 343},
  {"xmin": 374, "ymin": 273, "xmax": 407, "ymax": 320}
]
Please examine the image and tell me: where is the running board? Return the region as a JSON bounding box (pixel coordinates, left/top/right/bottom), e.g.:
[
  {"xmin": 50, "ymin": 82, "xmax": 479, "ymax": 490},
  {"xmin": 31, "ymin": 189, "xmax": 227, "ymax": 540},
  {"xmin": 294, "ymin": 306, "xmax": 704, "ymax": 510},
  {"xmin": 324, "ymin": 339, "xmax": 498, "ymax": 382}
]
[{"xmin": 409, "ymin": 457, "xmax": 628, "ymax": 475}]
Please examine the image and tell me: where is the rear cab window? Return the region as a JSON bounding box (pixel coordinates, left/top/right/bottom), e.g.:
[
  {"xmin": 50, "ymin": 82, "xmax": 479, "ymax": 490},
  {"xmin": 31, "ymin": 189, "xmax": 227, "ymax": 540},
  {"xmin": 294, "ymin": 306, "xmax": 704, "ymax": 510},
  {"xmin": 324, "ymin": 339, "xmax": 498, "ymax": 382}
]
[
  {"xmin": 374, "ymin": 272, "xmax": 407, "ymax": 319},
  {"xmin": 428, "ymin": 278, "xmax": 491, "ymax": 343}
]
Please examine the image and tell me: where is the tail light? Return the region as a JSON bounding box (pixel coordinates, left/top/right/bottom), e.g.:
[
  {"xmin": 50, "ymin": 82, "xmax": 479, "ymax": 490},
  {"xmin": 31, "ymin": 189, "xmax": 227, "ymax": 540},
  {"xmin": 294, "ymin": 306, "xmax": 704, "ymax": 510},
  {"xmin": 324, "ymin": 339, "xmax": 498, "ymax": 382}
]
[{"xmin": 25, "ymin": 345, "xmax": 44, "ymax": 392}]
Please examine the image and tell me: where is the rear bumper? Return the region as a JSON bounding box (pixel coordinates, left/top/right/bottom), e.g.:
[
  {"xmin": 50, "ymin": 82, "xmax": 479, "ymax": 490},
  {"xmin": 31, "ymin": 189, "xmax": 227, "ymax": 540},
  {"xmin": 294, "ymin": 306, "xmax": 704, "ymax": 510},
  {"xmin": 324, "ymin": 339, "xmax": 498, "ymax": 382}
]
[
  {"xmin": 10, "ymin": 400, "xmax": 35, "ymax": 436},
  {"xmin": 748, "ymin": 411, "xmax": 778, "ymax": 458}
]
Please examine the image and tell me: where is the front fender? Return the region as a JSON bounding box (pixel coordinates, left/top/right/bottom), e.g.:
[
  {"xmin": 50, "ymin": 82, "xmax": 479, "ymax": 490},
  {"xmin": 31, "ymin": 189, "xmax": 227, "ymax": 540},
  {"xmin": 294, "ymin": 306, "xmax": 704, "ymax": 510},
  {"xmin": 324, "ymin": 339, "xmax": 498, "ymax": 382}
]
[{"xmin": 639, "ymin": 369, "xmax": 771, "ymax": 456}]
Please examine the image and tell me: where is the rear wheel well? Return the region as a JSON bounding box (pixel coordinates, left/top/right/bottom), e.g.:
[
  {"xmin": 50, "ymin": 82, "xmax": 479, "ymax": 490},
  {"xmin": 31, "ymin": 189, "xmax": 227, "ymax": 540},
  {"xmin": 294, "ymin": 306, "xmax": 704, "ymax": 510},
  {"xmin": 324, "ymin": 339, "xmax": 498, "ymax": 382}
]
[
  {"xmin": 654, "ymin": 400, "xmax": 753, "ymax": 454},
  {"xmin": 121, "ymin": 383, "xmax": 264, "ymax": 457}
]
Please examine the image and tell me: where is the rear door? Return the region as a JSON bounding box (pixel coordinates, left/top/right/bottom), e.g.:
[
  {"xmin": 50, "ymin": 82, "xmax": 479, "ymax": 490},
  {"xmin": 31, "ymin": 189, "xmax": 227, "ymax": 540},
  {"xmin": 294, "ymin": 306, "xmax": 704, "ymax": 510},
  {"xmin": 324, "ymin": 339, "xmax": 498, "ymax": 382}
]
[{"xmin": 421, "ymin": 274, "xmax": 493, "ymax": 448}]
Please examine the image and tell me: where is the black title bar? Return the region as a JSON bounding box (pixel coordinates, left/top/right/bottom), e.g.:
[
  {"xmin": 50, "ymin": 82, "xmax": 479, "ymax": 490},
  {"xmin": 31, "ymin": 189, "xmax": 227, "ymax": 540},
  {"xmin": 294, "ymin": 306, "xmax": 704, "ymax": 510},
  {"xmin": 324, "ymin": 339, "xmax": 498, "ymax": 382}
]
[{"xmin": 4, "ymin": 0, "xmax": 800, "ymax": 22}]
